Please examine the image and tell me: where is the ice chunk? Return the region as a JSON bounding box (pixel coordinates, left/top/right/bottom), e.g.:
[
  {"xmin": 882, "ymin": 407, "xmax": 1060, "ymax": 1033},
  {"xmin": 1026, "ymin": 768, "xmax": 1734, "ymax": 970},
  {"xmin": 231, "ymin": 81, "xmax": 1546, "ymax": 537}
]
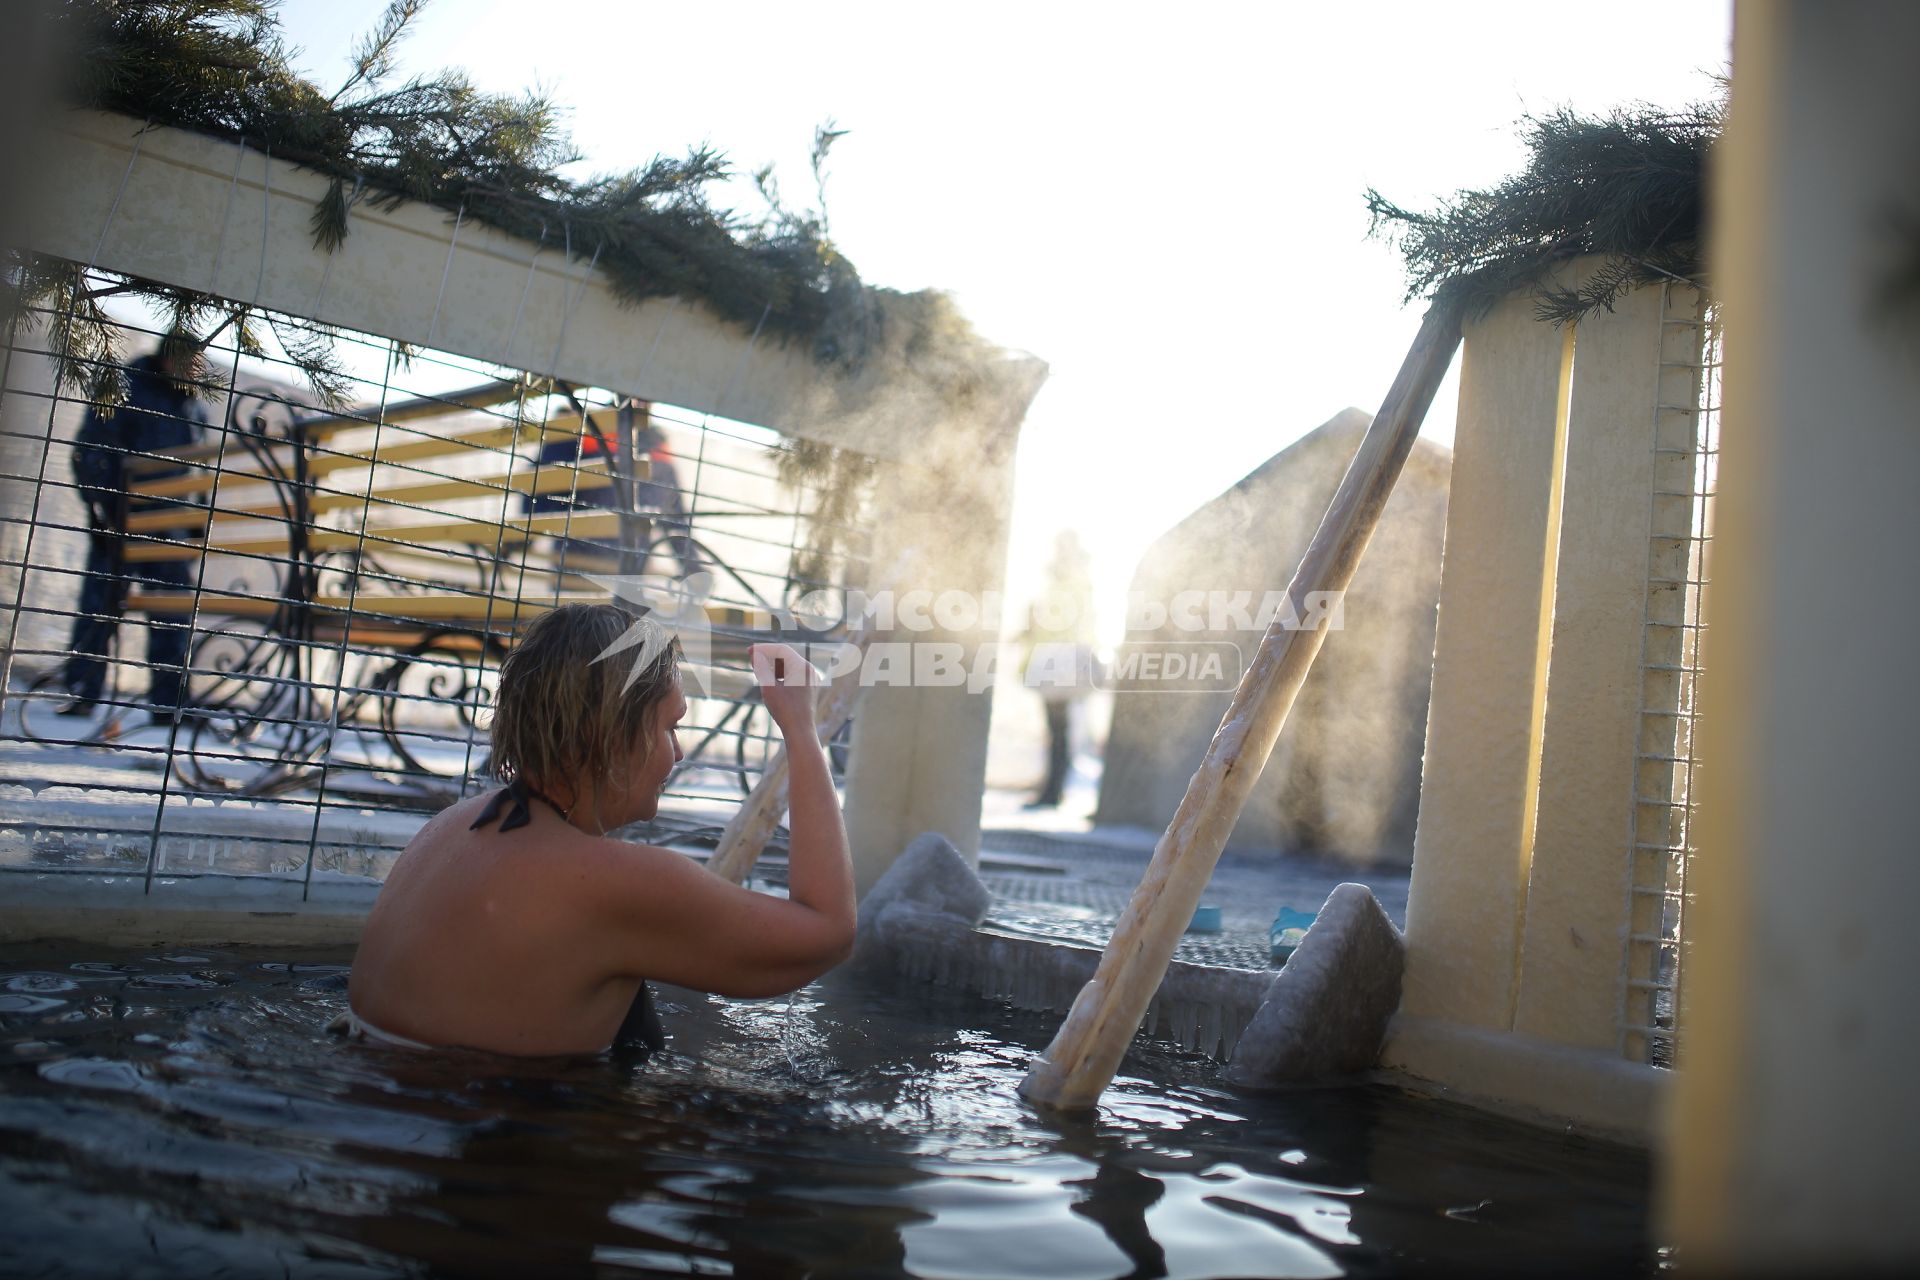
[
  {"xmin": 1224, "ymin": 883, "xmax": 1405, "ymax": 1086},
  {"xmin": 857, "ymin": 831, "xmax": 990, "ymax": 926},
  {"xmin": 853, "ymin": 831, "xmax": 991, "ymax": 968}
]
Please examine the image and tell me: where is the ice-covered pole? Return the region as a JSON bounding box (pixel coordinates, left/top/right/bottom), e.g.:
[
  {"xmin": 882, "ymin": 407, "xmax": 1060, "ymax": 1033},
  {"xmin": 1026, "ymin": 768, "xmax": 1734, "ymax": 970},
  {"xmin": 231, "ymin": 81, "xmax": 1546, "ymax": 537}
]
[{"xmin": 1019, "ymin": 301, "xmax": 1462, "ymax": 1111}]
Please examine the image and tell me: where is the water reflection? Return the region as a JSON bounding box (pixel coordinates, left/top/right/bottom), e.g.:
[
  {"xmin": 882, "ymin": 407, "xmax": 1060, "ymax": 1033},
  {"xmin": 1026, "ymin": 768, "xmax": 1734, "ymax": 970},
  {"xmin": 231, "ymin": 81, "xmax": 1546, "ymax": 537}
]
[
  {"xmin": 1035, "ymin": 1105, "xmax": 1351, "ymax": 1279},
  {"xmin": 1066, "ymin": 1153, "xmax": 1171, "ymax": 1277},
  {"xmin": 0, "ymin": 944, "xmax": 1654, "ymax": 1277}
]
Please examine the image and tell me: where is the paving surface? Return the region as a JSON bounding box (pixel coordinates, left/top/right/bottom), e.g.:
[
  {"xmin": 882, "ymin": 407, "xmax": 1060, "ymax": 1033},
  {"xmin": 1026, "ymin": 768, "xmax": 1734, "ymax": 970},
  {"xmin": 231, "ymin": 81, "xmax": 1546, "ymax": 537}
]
[{"xmin": 974, "ymin": 824, "xmax": 1410, "ymax": 973}]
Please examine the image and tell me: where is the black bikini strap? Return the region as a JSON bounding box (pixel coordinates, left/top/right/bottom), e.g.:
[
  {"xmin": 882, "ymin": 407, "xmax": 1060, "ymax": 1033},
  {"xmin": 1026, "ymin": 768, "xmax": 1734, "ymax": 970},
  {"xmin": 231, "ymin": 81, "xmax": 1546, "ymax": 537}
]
[{"xmin": 468, "ymin": 778, "xmax": 558, "ymax": 832}]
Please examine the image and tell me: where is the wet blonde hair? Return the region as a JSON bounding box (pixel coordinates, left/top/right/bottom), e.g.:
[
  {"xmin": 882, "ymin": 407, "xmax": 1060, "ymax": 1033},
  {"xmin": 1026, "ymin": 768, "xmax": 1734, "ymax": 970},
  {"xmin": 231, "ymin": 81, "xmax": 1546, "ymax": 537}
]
[{"xmin": 490, "ymin": 604, "xmax": 681, "ymax": 793}]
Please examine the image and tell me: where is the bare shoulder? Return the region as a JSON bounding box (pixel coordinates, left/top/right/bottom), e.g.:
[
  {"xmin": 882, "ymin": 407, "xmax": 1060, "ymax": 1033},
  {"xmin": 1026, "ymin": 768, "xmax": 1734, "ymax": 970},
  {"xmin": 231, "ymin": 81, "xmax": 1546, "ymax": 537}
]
[
  {"xmin": 568, "ymin": 836, "xmax": 781, "ymax": 943},
  {"xmin": 572, "ymin": 833, "xmax": 709, "ymax": 895},
  {"xmin": 562, "ymin": 836, "xmax": 747, "ymax": 972},
  {"xmin": 569, "ymin": 836, "xmax": 848, "ymax": 996},
  {"xmin": 411, "ymin": 792, "xmax": 495, "ymax": 847},
  {"xmin": 382, "ymin": 793, "xmax": 492, "ymax": 874}
]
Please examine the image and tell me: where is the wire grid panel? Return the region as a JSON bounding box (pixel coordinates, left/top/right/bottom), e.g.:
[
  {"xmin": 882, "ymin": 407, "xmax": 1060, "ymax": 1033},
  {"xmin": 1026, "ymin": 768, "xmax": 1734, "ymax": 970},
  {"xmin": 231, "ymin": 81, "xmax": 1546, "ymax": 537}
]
[
  {"xmin": 0, "ymin": 262, "xmax": 875, "ymax": 892},
  {"xmin": 1619, "ymin": 288, "xmax": 1719, "ymax": 1067}
]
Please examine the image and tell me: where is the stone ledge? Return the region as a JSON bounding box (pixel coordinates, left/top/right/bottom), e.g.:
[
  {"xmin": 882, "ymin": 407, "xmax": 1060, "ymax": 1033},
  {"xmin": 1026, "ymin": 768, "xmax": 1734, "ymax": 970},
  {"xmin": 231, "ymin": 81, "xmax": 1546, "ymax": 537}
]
[
  {"xmin": 1381, "ymin": 1012, "xmax": 1667, "ymax": 1145},
  {"xmin": 0, "ymin": 869, "xmax": 377, "ymax": 947}
]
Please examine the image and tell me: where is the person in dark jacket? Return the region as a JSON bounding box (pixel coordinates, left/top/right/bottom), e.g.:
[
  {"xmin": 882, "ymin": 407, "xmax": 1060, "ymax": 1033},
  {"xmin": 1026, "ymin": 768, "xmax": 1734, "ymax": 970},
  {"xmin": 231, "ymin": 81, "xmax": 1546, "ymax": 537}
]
[{"xmin": 61, "ymin": 343, "xmax": 209, "ymax": 721}]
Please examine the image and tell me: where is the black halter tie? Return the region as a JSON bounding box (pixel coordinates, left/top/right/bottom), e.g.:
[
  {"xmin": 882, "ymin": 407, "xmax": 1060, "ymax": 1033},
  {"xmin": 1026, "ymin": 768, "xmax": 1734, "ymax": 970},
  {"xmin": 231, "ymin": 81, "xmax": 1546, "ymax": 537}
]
[{"xmin": 468, "ymin": 777, "xmax": 568, "ymax": 832}]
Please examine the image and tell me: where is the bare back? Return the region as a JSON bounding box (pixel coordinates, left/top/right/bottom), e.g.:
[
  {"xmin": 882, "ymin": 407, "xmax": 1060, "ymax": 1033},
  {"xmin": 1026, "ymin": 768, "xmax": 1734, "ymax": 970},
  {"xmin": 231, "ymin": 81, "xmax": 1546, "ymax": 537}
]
[{"xmin": 347, "ymin": 792, "xmax": 654, "ymax": 1055}]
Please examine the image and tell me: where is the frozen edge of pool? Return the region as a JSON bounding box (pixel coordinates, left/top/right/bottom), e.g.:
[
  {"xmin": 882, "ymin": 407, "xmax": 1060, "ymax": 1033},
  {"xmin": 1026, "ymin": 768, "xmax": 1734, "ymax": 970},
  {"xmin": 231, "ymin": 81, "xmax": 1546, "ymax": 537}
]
[
  {"xmin": 0, "ymin": 868, "xmax": 1664, "ymax": 1147},
  {"xmin": 0, "ymin": 868, "xmax": 378, "ymax": 947}
]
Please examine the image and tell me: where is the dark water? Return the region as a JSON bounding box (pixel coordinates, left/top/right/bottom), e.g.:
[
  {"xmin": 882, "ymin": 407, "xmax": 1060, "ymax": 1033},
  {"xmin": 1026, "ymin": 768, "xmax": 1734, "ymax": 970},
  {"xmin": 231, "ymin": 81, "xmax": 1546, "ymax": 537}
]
[{"xmin": 0, "ymin": 945, "xmax": 1654, "ymax": 1278}]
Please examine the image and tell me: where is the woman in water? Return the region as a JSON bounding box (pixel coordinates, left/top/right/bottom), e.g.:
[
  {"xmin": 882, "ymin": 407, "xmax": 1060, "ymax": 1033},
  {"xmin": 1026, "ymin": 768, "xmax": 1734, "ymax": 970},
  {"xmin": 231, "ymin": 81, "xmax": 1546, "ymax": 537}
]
[{"xmin": 342, "ymin": 604, "xmax": 854, "ymax": 1055}]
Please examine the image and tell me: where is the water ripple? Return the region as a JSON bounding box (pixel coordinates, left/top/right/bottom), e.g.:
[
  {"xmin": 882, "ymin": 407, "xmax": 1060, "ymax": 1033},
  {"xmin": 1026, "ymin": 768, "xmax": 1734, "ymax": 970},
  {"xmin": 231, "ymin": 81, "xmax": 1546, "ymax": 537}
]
[{"xmin": 0, "ymin": 942, "xmax": 1655, "ymax": 1277}]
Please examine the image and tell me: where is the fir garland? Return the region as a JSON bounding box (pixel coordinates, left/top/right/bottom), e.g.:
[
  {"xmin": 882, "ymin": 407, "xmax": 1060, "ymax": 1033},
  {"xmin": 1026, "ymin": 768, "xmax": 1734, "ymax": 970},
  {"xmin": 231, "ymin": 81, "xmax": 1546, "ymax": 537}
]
[
  {"xmin": 1366, "ymin": 98, "xmax": 1723, "ymax": 324},
  {"xmin": 10, "ymin": 0, "xmax": 996, "ymax": 415}
]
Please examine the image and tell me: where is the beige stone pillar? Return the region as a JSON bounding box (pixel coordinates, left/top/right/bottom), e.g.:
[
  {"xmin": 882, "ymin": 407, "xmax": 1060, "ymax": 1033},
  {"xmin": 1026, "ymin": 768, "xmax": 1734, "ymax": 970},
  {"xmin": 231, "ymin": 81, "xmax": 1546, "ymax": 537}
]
[
  {"xmin": 1393, "ymin": 293, "xmax": 1570, "ymax": 1032},
  {"xmin": 1388, "ymin": 268, "xmax": 1674, "ymax": 1137},
  {"xmin": 1512, "ymin": 283, "xmax": 1701, "ymax": 1050},
  {"xmin": 841, "ymin": 362, "xmax": 1041, "ymax": 894},
  {"xmin": 1666, "ymin": 0, "xmax": 1920, "ymax": 1267}
]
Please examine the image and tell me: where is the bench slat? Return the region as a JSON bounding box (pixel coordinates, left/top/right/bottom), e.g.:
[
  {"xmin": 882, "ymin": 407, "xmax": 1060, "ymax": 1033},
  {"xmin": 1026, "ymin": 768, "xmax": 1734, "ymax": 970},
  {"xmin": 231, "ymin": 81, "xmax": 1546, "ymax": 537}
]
[
  {"xmin": 122, "ymin": 509, "xmax": 625, "ymax": 562},
  {"xmin": 128, "ymin": 379, "xmax": 524, "ymax": 474},
  {"xmin": 123, "ymin": 460, "xmax": 622, "ymax": 533},
  {"xmin": 297, "ymin": 379, "xmax": 522, "ymax": 439},
  {"xmin": 123, "ymin": 589, "xmax": 773, "ymax": 632},
  {"xmin": 122, "ymin": 595, "xmax": 765, "ymax": 695},
  {"xmin": 312, "ymin": 594, "xmax": 776, "ymax": 630},
  {"xmin": 126, "ymin": 415, "xmax": 613, "ymax": 499}
]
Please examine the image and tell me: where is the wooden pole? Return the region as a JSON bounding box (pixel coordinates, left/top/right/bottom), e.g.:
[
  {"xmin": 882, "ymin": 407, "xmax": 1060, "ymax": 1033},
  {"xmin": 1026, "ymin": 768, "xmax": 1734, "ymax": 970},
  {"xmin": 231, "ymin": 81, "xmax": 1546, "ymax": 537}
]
[
  {"xmin": 707, "ymin": 639, "xmax": 870, "ymax": 885},
  {"xmin": 1018, "ymin": 302, "xmax": 1462, "ymax": 1111}
]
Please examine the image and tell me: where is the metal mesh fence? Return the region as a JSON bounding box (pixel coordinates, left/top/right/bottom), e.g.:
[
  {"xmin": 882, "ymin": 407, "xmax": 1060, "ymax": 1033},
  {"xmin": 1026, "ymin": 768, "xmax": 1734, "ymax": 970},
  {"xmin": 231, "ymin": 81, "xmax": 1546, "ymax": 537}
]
[
  {"xmin": 0, "ymin": 261, "xmax": 875, "ymax": 894},
  {"xmin": 1619, "ymin": 287, "xmax": 1720, "ymax": 1067}
]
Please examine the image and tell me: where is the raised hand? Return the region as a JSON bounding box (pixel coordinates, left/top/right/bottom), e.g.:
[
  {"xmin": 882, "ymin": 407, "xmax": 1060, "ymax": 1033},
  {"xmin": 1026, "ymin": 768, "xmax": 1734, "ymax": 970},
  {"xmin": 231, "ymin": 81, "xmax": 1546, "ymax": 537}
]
[{"xmin": 749, "ymin": 643, "xmax": 823, "ymax": 738}]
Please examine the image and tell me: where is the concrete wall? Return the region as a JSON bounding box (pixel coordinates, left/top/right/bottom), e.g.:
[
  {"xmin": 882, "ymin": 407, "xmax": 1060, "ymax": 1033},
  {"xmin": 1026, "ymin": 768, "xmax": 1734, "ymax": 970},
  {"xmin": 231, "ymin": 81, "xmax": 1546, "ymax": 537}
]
[
  {"xmin": 15, "ymin": 112, "xmax": 1042, "ymax": 462},
  {"xmin": 1665, "ymin": 2, "xmax": 1920, "ymax": 1267},
  {"xmin": 1095, "ymin": 409, "xmax": 1451, "ymax": 865}
]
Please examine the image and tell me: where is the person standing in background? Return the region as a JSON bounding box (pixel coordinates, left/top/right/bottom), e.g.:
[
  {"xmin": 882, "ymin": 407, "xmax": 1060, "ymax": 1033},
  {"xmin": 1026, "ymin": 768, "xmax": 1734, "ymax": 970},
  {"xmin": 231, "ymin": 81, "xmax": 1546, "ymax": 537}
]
[
  {"xmin": 1021, "ymin": 530, "xmax": 1097, "ymax": 809},
  {"xmin": 60, "ymin": 336, "xmax": 209, "ymax": 723}
]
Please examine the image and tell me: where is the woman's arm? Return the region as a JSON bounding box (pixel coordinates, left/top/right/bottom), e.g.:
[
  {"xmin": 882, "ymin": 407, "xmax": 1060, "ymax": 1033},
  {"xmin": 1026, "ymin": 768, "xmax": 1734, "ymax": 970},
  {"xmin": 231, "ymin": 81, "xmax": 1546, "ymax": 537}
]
[
  {"xmin": 753, "ymin": 643, "xmax": 856, "ymax": 956},
  {"xmin": 587, "ymin": 644, "xmax": 855, "ymax": 998}
]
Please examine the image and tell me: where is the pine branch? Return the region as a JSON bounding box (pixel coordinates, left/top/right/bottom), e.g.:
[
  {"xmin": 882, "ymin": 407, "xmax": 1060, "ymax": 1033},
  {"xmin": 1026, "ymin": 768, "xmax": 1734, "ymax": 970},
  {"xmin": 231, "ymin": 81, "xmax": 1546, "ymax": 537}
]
[
  {"xmin": 1366, "ymin": 96, "xmax": 1723, "ymax": 323},
  {"xmin": 310, "ymin": 175, "xmax": 352, "ymax": 253},
  {"xmin": 811, "ymin": 119, "xmax": 847, "ymax": 239},
  {"xmin": 267, "ymin": 313, "xmax": 354, "ymax": 408},
  {"xmin": 330, "ymin": 0, "xmax": 424, "ymax": 106},
  {"xmin": 777, "ymin": 436, "xmax": 877, "ymax": 588},
  {"xmin": 40, "ymin": 0, "xmax": 999, "ymax": 421}
]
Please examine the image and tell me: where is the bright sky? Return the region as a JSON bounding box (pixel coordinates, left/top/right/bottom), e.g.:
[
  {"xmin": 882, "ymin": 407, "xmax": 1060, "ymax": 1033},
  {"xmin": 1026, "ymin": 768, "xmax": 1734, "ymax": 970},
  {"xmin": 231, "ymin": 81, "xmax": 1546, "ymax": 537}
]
[{"xmin": 277, "ymin": 0, "xmax": 1732, "ymax": 642}]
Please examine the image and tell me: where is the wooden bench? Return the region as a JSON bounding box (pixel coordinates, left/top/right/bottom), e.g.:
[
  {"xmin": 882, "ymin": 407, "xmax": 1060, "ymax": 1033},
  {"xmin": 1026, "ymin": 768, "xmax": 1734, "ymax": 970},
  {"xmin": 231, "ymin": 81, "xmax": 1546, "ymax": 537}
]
[
  {"xmin": 102, "ymin": 387, "xmax": 792, "ymax": 794},
  {"xmin": 116, "ymin": 391, "xmax": 641, "ymax": 580}
]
